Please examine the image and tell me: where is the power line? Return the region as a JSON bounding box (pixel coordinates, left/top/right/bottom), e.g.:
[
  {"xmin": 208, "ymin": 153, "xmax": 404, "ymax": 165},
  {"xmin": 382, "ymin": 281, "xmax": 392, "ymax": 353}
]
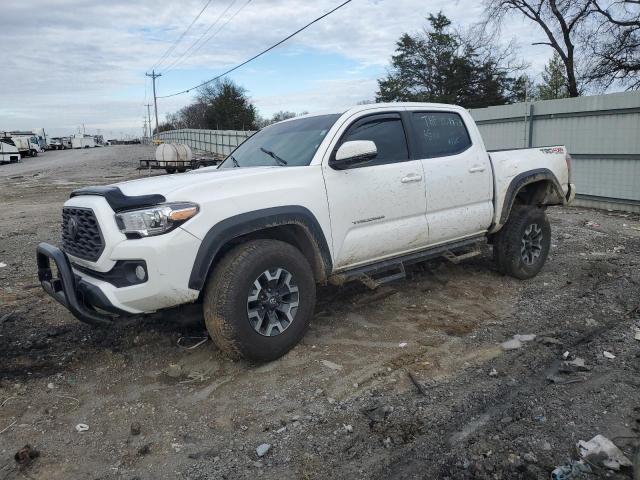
[
  {"xmin": 164, "ymin": 0, "xmax": 253, "ymax": 74},
  {"xmin": 158, "ymin": 0, "xmax": 354, "ymax": 98},
  {"xmin": 150, "ymin": 0, "xmax": 215, "ymax": 72},
  {"xmin": 161, "ymin": 0, "xmax": 240, "ymax": 74}
]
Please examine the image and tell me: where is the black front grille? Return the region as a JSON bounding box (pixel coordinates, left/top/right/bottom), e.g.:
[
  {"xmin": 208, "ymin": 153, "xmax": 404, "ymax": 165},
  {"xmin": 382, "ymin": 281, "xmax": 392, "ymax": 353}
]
[{"xmin": 62, "ymin": 207, "xmax": 104, "ymax": 261}]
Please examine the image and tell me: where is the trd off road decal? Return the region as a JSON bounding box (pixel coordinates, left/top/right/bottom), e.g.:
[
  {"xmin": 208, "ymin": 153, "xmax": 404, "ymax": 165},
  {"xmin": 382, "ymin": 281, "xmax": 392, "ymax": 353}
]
[{"xmin": 539, "ymin": 147, "xmax": 564, "ymax": 154}]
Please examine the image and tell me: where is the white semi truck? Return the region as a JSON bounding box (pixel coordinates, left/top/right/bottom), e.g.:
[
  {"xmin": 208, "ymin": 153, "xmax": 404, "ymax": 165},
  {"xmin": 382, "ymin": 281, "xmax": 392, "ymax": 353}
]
[{"xmin": 33, "ymin": 128, "xmax": 48, "ymax": 150}]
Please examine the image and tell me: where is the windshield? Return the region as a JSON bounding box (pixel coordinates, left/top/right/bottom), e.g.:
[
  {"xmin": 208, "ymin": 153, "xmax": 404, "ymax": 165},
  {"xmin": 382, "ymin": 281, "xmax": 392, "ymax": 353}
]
[{"xmin": 219, "ymin": 114, "xmax": 340, "ymax": 169}]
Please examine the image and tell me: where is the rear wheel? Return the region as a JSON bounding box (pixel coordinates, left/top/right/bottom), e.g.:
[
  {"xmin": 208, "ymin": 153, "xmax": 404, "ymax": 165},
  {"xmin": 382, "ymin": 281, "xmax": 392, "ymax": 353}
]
[
  {"xmin": 203, "ymin": 239, "xmax": 316, "ymax": 362},
  {"xmin": 493, "ymin": 205, "xmax": 551, "ymax": 279},
  {"xmin": 165, "ymin": 167, "xmax": 176, "ymax": 174}
]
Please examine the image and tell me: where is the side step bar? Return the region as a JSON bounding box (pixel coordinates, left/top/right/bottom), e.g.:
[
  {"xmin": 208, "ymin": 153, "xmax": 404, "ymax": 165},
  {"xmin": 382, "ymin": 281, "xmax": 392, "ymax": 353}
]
[
  {"xmin": 443, "ymin": 248, "xmax": 482, "ymax": 265},
  {"xmin": 330, "ymin": 236, "xmax": 486, "ymax": 289},
  {"xmin": 356, "ymin": 263, "xmax": 407, "ymax": 290}
]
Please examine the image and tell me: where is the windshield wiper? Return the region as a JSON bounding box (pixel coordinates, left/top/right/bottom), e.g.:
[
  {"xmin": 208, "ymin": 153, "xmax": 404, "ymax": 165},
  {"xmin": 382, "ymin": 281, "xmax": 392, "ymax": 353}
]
[
  {"xmin": 228, "ymin": 155, "xmax": 240, "ymax": 168},
  {"xmin": 260, "ymin": 147, "xmax": 287, "ymax": 166}
]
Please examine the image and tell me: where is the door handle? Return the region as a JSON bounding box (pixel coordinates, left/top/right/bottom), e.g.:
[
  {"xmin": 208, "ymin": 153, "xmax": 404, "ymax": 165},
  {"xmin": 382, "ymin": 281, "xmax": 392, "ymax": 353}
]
[
  {"xmin": 401, "ymin": 174, "xmax": 423, "ymax": 183},
  {"xmin": 468, "ymin": 166, "xmax": 486, "ymax": 173}
]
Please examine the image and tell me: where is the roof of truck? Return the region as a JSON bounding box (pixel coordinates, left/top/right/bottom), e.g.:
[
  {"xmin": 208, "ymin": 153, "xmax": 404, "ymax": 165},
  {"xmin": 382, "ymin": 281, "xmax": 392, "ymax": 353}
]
[{"xmin": 282, "ymin": 102, "xmax": 466, "ymax": 123}]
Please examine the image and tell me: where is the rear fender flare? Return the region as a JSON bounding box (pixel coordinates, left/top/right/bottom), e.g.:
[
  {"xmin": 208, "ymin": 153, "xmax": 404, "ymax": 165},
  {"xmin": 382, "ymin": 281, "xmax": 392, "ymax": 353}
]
[{"xmin": 498, "ymin": 168, "xmax": 565, "ymax": 226}]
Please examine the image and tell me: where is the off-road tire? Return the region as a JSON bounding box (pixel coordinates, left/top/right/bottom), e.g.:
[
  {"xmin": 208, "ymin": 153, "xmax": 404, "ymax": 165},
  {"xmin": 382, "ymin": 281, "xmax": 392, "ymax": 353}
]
[
  {"xmin": 493, "ymin": 205, "xmax": 551, "ymax": 279},
  {"xmin": 203, "ymin": 239, "xmax": 316, "ymax": 362}
]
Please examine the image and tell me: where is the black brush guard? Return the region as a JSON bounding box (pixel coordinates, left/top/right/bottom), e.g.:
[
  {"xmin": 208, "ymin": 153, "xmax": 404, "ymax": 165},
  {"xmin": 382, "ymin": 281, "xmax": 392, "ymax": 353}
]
[{"xmin": 36, "ymin": 243, "xmax": 123, "ymax": 327}]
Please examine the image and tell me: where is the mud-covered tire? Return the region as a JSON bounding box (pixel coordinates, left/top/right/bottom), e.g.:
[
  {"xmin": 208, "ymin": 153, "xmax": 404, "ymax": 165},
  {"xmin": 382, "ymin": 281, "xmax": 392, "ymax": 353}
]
[
  {"xmin": 203, "ymin": 239, "xmax": 316, "ymax": 362},
  {"xmin": 493, "ymin": 205, "xmax": 551, "ymax": 280}
]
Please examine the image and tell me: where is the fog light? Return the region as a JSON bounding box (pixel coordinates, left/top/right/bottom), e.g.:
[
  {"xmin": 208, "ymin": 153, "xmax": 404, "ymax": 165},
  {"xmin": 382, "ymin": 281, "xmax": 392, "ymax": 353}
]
[{"xmin": 135, "ymin": 265, "xmax": 146, "ymax": 281}]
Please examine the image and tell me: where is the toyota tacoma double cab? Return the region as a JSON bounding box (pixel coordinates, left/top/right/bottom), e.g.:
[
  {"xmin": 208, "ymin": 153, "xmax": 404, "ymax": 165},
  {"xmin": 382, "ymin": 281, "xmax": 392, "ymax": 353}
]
[{"xmin": 37, "ymin": 103, "xmax": 575, "ymax": 362}]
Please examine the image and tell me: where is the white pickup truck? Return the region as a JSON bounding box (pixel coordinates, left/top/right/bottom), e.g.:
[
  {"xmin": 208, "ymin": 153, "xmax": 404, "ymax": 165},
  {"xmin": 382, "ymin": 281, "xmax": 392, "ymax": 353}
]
[{"xmin": 37, "ymin": 103, "xmax": 575, "ymax": 361}]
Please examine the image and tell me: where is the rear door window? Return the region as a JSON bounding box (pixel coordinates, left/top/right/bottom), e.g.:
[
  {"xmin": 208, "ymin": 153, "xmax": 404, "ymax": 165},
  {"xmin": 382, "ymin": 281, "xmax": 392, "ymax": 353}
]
[{"xmin": 410, "ymin": 112, "xmax": 472, "ymax": 158}]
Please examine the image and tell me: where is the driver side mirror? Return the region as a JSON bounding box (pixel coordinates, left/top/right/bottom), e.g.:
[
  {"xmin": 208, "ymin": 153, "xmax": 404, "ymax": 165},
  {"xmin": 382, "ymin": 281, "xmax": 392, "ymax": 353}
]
[{"xmin": 330, "ymin": 140, "xmax": 377, "ymax": 170}]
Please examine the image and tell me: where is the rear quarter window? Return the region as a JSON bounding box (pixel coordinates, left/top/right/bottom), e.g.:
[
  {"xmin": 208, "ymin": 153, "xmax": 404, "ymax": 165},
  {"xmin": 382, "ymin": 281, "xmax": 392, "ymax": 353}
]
[{"xmin": 410, "ymin": 112, "xmax": 472, "ymax": 158}]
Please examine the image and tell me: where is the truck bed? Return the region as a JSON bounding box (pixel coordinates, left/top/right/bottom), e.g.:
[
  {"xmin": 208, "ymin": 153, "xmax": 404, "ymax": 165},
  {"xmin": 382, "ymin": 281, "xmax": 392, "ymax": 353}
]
[{"xmin": 488, "ymin": 145, "xmax": 571, "ymax": 230}]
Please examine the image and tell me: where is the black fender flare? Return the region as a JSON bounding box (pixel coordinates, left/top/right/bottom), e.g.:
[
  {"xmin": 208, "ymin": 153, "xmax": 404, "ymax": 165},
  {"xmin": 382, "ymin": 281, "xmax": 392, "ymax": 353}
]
[
  {"xmin": 499, "ymin": 168, "xmax": 565, "ymax": 225},
  {"xmin": 188, "ymin": 206, "xmax": 332, "ymax": 291}
]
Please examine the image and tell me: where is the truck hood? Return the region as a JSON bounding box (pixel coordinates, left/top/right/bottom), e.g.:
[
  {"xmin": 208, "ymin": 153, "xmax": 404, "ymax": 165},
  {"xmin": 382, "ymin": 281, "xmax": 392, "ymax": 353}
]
[{"xmin": 115, "ymin": 166, "xmax": 278, "ymax": 198}]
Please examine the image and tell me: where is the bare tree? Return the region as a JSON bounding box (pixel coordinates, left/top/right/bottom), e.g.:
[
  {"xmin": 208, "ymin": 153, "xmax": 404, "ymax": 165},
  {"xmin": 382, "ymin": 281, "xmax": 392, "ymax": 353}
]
[
  {"xmin": 587, "ymin": 0, "xmax": 640, "ymax": 89},
  {"xmin": 483, "ymin": 0, "xmax": 593, "ymax": 96},
  {"xmin": 592, "ymin": 0, "xmax": 640, "ymax": 27}
]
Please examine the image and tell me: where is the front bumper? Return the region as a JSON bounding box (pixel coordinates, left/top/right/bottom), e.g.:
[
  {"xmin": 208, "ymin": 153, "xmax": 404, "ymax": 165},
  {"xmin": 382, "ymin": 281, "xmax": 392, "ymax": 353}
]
[{"xmin": 37, "ymin": 243, "xmax": 127, "ymax": 327}]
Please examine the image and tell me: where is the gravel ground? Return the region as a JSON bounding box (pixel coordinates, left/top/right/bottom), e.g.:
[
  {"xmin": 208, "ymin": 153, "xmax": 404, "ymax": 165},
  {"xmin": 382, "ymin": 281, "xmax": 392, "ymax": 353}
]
[{"xmin": 0, "ymin": 146, "xmax": 639, "ymax": 479}]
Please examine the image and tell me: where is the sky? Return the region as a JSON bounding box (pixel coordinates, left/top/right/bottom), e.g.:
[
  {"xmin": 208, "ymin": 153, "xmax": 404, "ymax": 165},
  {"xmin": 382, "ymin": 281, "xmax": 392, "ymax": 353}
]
[{"xmin": 0, "ymin": 0, "xmax": 555, "ymax": 139}]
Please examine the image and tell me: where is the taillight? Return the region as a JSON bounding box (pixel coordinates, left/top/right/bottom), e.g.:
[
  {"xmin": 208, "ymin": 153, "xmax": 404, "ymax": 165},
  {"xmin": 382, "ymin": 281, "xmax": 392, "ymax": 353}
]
[{"xmin": 565, "ymin": 152, "xmax": 572, "ymax": 183}]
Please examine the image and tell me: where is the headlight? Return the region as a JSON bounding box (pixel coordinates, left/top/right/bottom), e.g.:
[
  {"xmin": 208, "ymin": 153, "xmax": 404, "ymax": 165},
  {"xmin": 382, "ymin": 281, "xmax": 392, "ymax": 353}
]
[{"xmin": 115, "ymin": 202, "xmax": 199, "ymax": 238}]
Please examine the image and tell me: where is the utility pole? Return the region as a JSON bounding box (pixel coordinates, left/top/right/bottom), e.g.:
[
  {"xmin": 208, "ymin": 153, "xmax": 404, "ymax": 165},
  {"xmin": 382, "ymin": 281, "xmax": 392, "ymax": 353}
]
[
  {"xmin": 145, "ymin": 103, "xmax": 153, "ymax": 139},
  {"xmin": 145, "ymin": 70, "xmax": 161, "ymax": 136}
]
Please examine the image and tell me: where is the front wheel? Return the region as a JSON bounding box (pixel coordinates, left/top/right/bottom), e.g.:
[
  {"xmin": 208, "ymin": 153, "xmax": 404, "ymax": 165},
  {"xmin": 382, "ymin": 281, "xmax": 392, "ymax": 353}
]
[
  {"xmin": 203, "ymin": 239, "xmax": 316, "ymax": 362},
  {"xmin": 493, "ymin": 205, "xmax": 551, "ymax": 280}
]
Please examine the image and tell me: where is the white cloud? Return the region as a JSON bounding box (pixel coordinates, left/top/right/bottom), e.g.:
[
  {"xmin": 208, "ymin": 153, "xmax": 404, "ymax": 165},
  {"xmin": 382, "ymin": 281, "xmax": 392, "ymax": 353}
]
[{"xmin": 0, "ymin": 0, "xmax": 552, "ymax": 136}]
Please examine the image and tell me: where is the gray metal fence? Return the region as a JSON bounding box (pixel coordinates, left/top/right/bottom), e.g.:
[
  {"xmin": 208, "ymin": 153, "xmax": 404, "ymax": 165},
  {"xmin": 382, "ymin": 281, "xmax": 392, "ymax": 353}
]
[
  {"xmin": 469, "ymin": 92, "xmax": 640, "ymax": 213},
  {"xmin": 156, "ymin": 94, "xmax": 639, "ymax": 212},
  {"xmin": 155, "ymin": 129, "xmax": 255, "ymax": 158}
]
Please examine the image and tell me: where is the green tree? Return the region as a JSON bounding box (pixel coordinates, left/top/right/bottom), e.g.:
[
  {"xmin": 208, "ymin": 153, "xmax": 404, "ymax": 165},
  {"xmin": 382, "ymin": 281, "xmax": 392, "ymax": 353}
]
[
  {"xmin": 510, "ymin": 74, "xmax": 536, "ymax": 102},
  {"xmin": 537, "ymin": 53, "xmax": 569, "ymax": 100},
  {"xmin": 197, "ymin": 79, "xmax": 258, "ymax": 130},
  {"xmin": 153, "ymin": 121, "xmax": 175, "ymax": 135},
  {"xmin": 270, "ymin": 111, "xmax": 297, "ymax": 123},
  {"xmin": 376, "ymin": 13, "xmax": 519, "ymax": 108}
]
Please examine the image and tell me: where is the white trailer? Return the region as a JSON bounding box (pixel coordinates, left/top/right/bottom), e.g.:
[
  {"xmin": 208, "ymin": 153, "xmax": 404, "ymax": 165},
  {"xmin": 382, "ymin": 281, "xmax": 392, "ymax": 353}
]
[{"xmin": 71, "ymin": 134, "xmax": 96, "ymax": 149}]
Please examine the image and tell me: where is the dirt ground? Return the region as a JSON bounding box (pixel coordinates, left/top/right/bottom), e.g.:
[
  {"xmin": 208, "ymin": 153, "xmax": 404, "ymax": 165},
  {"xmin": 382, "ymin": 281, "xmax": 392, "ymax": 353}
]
[{"xmin": 1, "ymin": 146, "xmax": 639, "ymax": 480}]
